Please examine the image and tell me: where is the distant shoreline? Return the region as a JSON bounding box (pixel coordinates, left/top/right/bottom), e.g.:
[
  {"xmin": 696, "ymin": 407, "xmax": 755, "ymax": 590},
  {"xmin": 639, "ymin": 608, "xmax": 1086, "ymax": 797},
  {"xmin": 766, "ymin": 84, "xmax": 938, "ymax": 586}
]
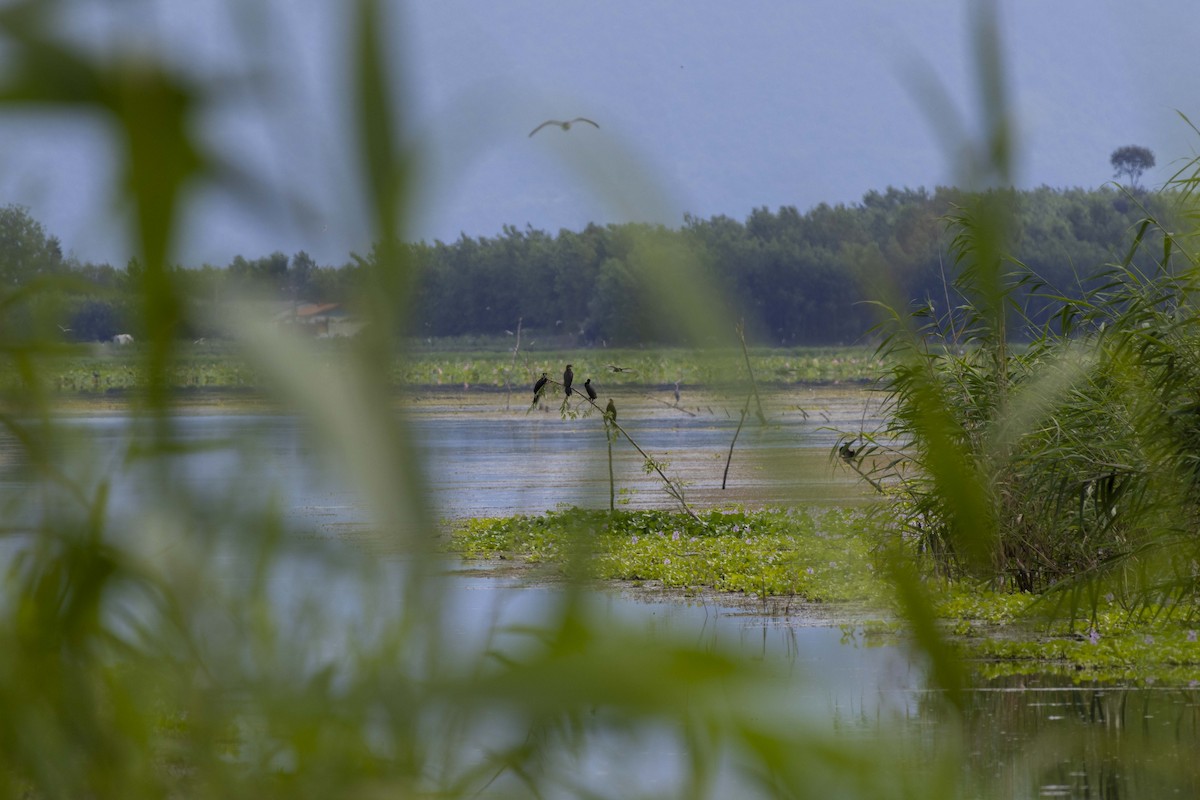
[{"xmin": 38, "ymin": 381, "xmax": 879, "ymax": 417}]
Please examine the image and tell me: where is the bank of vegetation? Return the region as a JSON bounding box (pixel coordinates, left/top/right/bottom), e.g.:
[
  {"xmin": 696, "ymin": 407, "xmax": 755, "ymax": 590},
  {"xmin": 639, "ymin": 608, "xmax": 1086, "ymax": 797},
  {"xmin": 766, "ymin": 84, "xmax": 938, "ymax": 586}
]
[
  {"xmin": 450, "ymin": 507, "xmax": 1200, "ymax": 682},
  {"xmin": 31, "ymin": 343, "xmax": 883, "ymax": 399}
]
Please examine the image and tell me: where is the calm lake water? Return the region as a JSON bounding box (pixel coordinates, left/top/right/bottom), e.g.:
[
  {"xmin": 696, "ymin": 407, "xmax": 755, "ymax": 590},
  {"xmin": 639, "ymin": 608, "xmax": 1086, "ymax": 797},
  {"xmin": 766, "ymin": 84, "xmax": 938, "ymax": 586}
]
[{"xmin": 7, "ymin": 391, "xmax": 1200, "ymax": 797}]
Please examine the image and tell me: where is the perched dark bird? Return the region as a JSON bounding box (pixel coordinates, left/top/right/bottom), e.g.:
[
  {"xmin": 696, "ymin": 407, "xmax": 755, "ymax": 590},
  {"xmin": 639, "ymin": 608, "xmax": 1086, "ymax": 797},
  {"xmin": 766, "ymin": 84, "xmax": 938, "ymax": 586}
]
[
  {"xmin": 528, "ymin": 117, "xmax": 600, "ymax": 137},
  {"xmin": 584, "ymin": 378, "xmax": 598, "ymax": 400},
  {"xmin": 533, "ymin": 372, "xmax": 549, "ymax": 402},
  {"xmin": 563, "ymin": 364, "xmax": 574, "ymax": 396},
  {"xmin": 606, "ymin": 398, "xmax": 617, "ymax": 421},
  {"xmin": 674, "ymin": 381, "xmax": 681, "ymax": 405},
  {"xmin": 839, "ymin": 442, "xmax": 859, "ymax": 461}
]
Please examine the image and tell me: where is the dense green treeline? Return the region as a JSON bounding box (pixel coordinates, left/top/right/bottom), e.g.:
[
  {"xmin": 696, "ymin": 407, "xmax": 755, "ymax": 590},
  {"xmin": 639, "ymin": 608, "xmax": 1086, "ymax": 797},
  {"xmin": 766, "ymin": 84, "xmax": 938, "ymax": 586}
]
[
  {"xmin": 404, "ymin": 185, "xmax": 1171, "ymax": 345},
  {"xmin": 4, "ymin": 184, "xmax": 1173, "ymax": 345}
]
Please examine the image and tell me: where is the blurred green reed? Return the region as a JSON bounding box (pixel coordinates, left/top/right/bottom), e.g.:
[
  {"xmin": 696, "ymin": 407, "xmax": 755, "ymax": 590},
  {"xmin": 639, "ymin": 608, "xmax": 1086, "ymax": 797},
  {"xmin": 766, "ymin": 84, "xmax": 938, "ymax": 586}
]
[
  {"xmin": 851, "ymin": 138, "xmax": 1200, "ymax": 624},
  {"xmin": 1, "ymin": 0, "xmax": 1193, "ymax": 797}
]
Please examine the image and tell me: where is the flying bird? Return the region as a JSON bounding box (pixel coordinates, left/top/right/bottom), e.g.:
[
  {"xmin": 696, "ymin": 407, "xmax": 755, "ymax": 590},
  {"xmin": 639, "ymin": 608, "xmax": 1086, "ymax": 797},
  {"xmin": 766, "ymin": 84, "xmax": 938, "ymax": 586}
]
[
  {"xmin": 584, "ymin": 378, "xmax": 597, "ymax": 400},
  {"xmin": 605, "ymin": 364, "xmax": 637, "ymax": 374},
  {"xmin": 533, "ymin": 372, "xmax": 549, "ymax": 402},
  {"xmin": 529, "ymin": 117, "xmax": 600, "ymax": 137},
  {"xmin": 563, "ymin": 364, "xmax": 574, "ymax": 396}
]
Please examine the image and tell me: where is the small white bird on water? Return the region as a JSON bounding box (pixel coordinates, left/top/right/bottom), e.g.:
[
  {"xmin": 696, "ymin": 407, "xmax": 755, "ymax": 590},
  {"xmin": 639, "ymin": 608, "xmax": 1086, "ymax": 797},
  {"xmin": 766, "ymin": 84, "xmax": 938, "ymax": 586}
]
[{"xmin": 528, "ymin": 117, "xmax": 600, "ymax": 137}]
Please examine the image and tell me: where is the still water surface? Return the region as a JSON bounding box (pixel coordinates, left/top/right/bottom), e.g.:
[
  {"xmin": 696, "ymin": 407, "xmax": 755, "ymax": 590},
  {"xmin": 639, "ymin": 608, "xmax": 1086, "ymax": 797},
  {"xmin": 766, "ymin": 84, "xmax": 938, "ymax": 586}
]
[{"xmin": 12, "ymin": 393, "xmax": 1200, "ymax": 797}]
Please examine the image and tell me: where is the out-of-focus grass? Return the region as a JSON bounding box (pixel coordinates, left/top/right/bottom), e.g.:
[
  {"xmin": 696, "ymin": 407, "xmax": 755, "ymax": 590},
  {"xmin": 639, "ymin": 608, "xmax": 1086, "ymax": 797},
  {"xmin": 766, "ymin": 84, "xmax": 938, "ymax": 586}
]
[{"xmin": 0, "ymin": 2, "xmax": 970, "ymax": 798}]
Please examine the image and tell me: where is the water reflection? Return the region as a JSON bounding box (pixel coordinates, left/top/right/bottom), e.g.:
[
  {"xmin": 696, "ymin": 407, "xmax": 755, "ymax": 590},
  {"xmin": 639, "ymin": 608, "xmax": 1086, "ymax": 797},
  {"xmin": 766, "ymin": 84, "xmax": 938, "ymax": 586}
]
[
  {"xmin": 446, "ymin": 573, "xmax": 923, "ymax": 719},
  {"xmin": 32, "ymin": 390, "xmax": 879, "ymax": 524},
  {"xmin": 413, "ymin": 389, "xmax": 880, "ymax": 516},
  {"xmin": 945, "ymin": 675, "xmax": 1200, "ymax": 798}
]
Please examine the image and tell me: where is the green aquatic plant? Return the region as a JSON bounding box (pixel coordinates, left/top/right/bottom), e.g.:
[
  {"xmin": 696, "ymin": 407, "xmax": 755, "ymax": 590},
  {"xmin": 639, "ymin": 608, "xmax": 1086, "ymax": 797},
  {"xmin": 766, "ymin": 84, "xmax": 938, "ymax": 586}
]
[
  {"xmin": 452, "ymin": 507, "xmax": 885, "ymax": 604},
  {"xmin": 451, "ymin": 509, "xmax": 1200, "ymax": 677}
]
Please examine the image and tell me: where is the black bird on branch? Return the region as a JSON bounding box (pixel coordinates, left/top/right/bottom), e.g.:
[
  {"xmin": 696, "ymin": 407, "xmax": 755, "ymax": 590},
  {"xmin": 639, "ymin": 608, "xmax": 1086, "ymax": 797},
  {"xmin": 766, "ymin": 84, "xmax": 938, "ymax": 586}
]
[
  {"xmin": 533, "ymin": 372, "xmax": 548, "ymax": 402},
  {"xmin": 584, "ymin": 378, "xmax": 597, "ymax": 400},
  {"xmin": 563, "ymin": 364, "xmax": 574, "ymax": 396},
  {"xmin": 839, "ymin": 441, "xmax": 859, "ymax": 461}
]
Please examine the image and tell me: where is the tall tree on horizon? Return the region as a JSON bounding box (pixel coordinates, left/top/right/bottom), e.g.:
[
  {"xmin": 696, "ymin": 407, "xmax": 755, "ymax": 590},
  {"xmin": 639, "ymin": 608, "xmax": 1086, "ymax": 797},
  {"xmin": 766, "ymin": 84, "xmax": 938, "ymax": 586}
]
[{"xmin": 1110, "ymin": 145, "xmax": 1156, "ymax": 189}]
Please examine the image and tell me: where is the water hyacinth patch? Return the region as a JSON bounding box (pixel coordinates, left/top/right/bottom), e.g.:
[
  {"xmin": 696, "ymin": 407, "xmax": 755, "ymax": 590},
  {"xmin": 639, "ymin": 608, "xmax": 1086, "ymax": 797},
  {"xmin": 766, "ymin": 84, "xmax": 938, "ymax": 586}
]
[
  {"xmin": 451, "ymin": 507, "xmax": 1200, "ymax": 678},
  {"xmin": 450, "ymin": 507, "xmax": 885, "ymax": 604}
]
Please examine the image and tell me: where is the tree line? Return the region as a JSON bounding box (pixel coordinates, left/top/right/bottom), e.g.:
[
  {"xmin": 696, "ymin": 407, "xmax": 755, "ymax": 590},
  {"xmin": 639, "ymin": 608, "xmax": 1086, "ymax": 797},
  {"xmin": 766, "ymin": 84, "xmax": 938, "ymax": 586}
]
[{"xmin": 0, "ymin": 184, "xmax": 1174, "ymax": 345}]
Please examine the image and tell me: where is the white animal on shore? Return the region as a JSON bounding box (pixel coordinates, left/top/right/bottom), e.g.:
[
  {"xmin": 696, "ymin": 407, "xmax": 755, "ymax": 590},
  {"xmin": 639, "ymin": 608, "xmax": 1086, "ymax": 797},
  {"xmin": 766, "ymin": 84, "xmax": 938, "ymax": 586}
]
[{"xmin": 112, "ymin": 333, "xmax": 134, "ymax": 345}]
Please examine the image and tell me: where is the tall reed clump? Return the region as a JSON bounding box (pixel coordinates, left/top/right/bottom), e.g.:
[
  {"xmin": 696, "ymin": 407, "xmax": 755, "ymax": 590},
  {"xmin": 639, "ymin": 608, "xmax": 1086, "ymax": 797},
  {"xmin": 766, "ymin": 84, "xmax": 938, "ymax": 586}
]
[{"xmin": 855, "ymin": 141, "xmax": 1200, "ymax": 617}]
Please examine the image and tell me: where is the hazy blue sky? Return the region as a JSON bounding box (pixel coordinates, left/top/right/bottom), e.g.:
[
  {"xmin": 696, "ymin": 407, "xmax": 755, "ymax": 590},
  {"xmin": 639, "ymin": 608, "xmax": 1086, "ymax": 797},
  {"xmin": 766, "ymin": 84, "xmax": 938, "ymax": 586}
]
[{"xmin": 2, "ymin": 0, "xmax": 1198, "ymax": 267}]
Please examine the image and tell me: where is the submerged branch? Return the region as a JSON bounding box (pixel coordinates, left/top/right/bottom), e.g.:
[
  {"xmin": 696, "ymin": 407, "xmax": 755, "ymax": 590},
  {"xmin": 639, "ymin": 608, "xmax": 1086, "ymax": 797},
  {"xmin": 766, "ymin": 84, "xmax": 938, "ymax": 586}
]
[
  {"xmin": 737, "ymin": 319, "xmax": 767, "ymax": 425},
  {"xmin": 529, "ymin": 377, "xmax": 701, "ymax": 521},
  {"xmin": 722, "ymin": 395, "xmax": 751, "ymax": 490}
]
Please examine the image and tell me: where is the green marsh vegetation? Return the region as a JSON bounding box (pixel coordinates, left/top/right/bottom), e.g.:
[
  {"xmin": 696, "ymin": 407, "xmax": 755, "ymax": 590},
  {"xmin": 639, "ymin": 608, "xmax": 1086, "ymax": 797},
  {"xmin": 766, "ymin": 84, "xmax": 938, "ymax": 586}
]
[
  {"xmin": 406, "ymin": 343, "xmax": 884, "ymax": 390},
  {"xmin": 452, "ymin": 508, "xmax": 883, "ymax": 605},
  {"xmin": 854, "ymin": 129, "xmax": 1200, "ymax": 603},
  {"xmin": 31, "ymin": 342, "xmax": 882, "ymax": 401},
  {"xmin": 829, "ymin": 123, "xmax": 1200, "ymax": 684},
  {"xmin": 1, "ymin": 2, "xmax": 1199, "ymax": 799},
  {"xmin": 450, "ymin": 507, "xmax": 1200, "ymax": 682}
]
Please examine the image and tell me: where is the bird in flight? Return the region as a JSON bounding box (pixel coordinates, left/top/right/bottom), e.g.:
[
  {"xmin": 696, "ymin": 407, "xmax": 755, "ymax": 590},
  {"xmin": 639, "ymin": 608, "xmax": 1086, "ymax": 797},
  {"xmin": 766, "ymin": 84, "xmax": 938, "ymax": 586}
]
[{"xmin": 529, "ymin": 117, "xmax": 600, "ymax": 137}]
